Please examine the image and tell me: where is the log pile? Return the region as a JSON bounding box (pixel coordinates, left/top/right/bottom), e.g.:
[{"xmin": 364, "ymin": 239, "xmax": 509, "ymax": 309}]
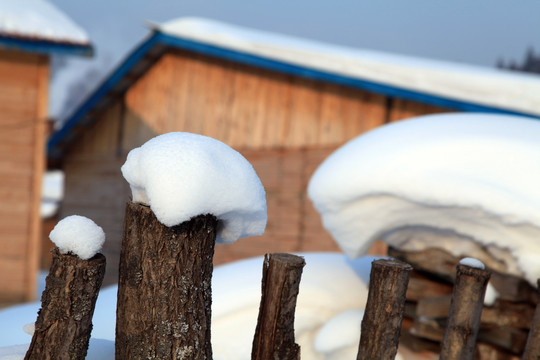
[{"xmin": 388, "ymin": 246, "xmax": 538, "ymax": 359}]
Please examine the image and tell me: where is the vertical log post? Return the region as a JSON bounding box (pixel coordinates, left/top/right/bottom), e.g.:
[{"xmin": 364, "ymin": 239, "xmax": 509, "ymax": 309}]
[
  {"xmin": 522, "ymin": 279, "xmax": 540, "ymax": 360},
  {"xmin": 357, "ymin": 258, "xmax": 412, "ymax": 360},
  {"xmin": 115, "ymin": 202, "xmax": 218, "ymax": 360},
  {"xmin": 440, "ymin": 263, "xmax": 491, "ymax": 360},
  {"xmin": 25, "ymin": 248, "xmax": 106, "ymax": 360},
  {"xmin": 251, "ymin": 253, "xmax": 306, "ymax": 360}
]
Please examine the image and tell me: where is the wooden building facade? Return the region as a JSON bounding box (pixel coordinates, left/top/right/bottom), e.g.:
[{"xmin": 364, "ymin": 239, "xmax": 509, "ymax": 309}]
[
  {"xmin": 0, "ymin": 2, "xmax": 92, "ymax": 302},
  {"xmin": 48, "ymin": 19, "xmax": 540, "ymax": 287}
]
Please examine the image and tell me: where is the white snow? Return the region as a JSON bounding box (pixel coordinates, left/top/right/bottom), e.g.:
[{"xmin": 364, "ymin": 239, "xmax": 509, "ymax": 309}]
[
  {"xmin": 484, "ymin": 282, "xmax": 499, "ymax": 307},
  {"xmin": 49, "ymin": 215, "xmax": 105, "ymax": 260},
  {"xmin": 314, "ymin": 309, "xmax": 364, "ymax": 355},
  {"xmin": 0, "ymin": 253, "xmax": 396, "ymax": 360},
  {"xmin": 121, "ymin": 132, "xmax": 267, "ymax": 243},
  {"xmin": 308, "ymin": 113, "xmax": 540, "ymax": 285},
  {"xmin": 459, "ymin": 257, "xmax": 485, "ymax": 270},
  {"xmin": 155, "ymin": 18, "xmax": 540, "ymax": 117},
  {"xmin": 40, "ymin": 170, "xmax": 64, "ymax": 218},
  {"xmin": 0, "ymin": 0, "xmax": 89, "ymax": 44}
]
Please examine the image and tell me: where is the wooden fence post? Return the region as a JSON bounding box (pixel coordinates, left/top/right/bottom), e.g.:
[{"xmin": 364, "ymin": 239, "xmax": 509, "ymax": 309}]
[
  {"xmin": 25, "ymin": 248, "xmax": 106, "ymax": 360},
  {"xmin": 357, "ymin": 258, "xmax": 412, "ymax": 360},
  {"xmin": 251, "ymin": 253, "xmax": 306, "ymax": 360},
  {"xmin": 115, "ymin": 202, "xmax": 218, "ymax": 360},
  {"xmin": 522, "ymin": 279, "xmax": 540, "ymax": 360},
  {"xmin": 440, "ymin": 263, "xmax": 491, "ymax": 360}
]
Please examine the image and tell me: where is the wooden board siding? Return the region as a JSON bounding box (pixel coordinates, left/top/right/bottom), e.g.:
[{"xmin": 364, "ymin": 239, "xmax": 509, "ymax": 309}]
[
  {"xmin": 60, "ymin": 48, "xmax": 450, "ymax": 286},
  {"xmin": 388, "ymin": 97, "xmax": 451, "ymax": 122},
  {"xmin": 122, "ymin": 50, "xmax": 387, "ymax": 151},
  {"xmin": 0, "ymin": 50, "xmax": 48, "ymax": 302}
]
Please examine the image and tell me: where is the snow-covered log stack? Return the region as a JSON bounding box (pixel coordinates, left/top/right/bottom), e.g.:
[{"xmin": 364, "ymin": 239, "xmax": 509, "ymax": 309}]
[
  {"xmin": 308, "ymin": 113, "xmax": 540, "ymax": 359},
  {"xmin": 116, "ymin": 132, "xmax": 267, "ymax": 359}
]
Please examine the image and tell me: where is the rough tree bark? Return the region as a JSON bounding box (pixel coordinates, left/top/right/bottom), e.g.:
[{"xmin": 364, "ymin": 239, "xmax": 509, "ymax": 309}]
[
  {"xmin": 25, "ymin": 248, "xmax": 106, "ymax": 360},
  {"xmin": 440, "ymin": 263, "xmax": 491, "ymax": 360},
  {"xmin": 357, "ymin": 258, "xmax": 412, "ymax": 360},
  {"xmin": 115, "ymin": 202, "xmax": 217, "ymax": 360},
  {"xmin": 522, "ymin": 279, "xmax": 540, "ymax": 360},
  {"xmin": 252, "ymin": 253, "xmax": 306, "ymax": 360}
]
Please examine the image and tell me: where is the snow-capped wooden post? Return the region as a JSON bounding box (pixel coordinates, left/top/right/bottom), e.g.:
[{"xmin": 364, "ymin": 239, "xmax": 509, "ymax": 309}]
[
  {"xmin": 522, "ymin": 279, "xmax": 540, "ymax": 360},
  {"xmin": 440, "ymin": 258, "xmax": 491, "ymax": 360},
  {"xmin": 115, "ymin": 133, "xmax": 267, "ymax": 360},
  {"xmin": 252, "ymin": 253, "xmax": 305, "ymax": 360},
  {"xmin": 357, "ymin": 258, "xmax": 412, "ymax": 360},
  {"xmin": 116, "ymin": 203, "xmax": 217, "ymax": 359},
  {"xmin": 25, "ymin": 216, "xmax": 106, "ymax": 360}
]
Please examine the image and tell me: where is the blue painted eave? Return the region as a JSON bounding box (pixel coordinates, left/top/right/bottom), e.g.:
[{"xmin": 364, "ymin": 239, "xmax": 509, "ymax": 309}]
[
  {"xmin": 48, "ymin": 30, "xmax": 540, "ymax": 160},
  {"xmin": 0, "ymin": 35, "xmax": 93, "ymax": 57},
  {"xmin": 47, "ymin": 33, "xmax": 161, "ymax": 157}
]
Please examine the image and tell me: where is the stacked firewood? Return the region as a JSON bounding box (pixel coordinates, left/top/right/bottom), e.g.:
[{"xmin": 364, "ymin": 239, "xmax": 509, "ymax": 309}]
[{"xmin": 388, "ymin": 246, "xmax": 538, "ymax": 359}]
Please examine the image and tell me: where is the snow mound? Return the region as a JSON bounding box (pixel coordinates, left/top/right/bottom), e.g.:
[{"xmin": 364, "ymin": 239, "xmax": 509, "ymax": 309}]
[
  {"xmin": 121, "ymin": 132, "xmax": 267, "ymax": 244},
  {"xmin": 49, "ymin": 215, "xmax": 105, "ymax": 260},
  {"xmin": 314, "ymin": 309, "xmax": 364, "ymax": 355},
  {"xmin": 308, "ymin": 113, "xmax": 540, "ymax": 285}
]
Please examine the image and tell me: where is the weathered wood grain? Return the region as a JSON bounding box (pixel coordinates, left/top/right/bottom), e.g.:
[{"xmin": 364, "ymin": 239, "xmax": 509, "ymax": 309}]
[
  {"xmin": 25, "ymin": 248, "xmax": 106, "ymax": 360},
  {"xmin": 357, "ymin": 259, "xmax": 412, "ymax": 360},
  {"xmin": 252, "ymin": 253, "xmax": 305, "ymax": 360},
  {"xmin": 115, "ymin": 202, "xmax": 217, "ymax": 360}
]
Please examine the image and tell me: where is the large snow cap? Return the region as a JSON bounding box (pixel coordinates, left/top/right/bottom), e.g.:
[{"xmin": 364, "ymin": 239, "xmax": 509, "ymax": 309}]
[
  {"xmin": 308, "ymin": 113, "xmax": 540, "ymax": 284},
  {"xmin": 49, "ymin": 215, "xmax": 105, "ymax": 260},
  {"xmin": 121, "ymin": 132, "xmax": 267, "ymax": 243}
]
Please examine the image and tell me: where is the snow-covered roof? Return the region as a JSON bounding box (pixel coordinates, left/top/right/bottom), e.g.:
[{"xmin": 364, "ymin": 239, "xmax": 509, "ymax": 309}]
[
  {"xmin": 308, "ymin": 113, "xmax": 540, "ymax": 285},
  {"xmin": 0, "ymin": 0, "xmax": 92, "ymax": 56},
  {"xmin": 156, "ymin": 18, "xmax": 540, "ymax": 118},
  {"xmin": 48, "ymin": 17, "xmax": 540, "ymax": 162}
]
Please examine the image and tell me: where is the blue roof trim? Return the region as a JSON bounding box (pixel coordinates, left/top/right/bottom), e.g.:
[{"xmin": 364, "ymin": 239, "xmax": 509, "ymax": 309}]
[
  {"xmin": 47, "ymin": 33, "xmax": 161, "ymax": 154},
  {"xmin": 0, "ymin": 35, "xmax": 93, "ymax": 56},
  {"xmin": 48, "ymin": 30, "xmax": 540, "ymax": 158}
]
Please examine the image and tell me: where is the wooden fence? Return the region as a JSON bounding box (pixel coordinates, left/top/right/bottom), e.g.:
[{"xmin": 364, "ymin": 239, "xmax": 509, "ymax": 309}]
[{"xmin": 24, "ymin": 202, "xmax": 540, "ymax": 359}]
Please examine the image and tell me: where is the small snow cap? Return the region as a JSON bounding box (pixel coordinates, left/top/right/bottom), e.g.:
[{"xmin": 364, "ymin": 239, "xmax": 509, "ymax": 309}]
[
  {"xmin": 121, "ymin": 132, "xmax": 267, "ymax": 244},
  {"xmin": 459, "ymin": 257, "xmax": 485, "ymax": 270},
  {"xmin": 49, "ymin": 215, "xmax": 105, "ymax": 260}
]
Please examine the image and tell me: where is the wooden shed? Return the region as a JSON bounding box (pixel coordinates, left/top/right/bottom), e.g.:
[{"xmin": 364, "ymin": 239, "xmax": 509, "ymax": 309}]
[
  {"xmin": 0, "ymin": 1, "xmax": 92, "ymax": 302},
  {"xmin": 47, "ymin": 18, "xmax": 540, "ymax": 287}
]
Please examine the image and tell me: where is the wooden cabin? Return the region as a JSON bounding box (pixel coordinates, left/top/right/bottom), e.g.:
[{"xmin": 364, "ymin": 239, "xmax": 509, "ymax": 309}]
[
  {"xmin": 0, "ymin": 1, "xmax": 92, "ymax": 302},
  {"xmin": 47, "ymin": 18, "xmax": 540, "ymax": 287}
]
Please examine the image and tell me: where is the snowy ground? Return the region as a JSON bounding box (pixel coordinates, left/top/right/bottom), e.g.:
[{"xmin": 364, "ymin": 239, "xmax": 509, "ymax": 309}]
[{"xmin": 0, "ymin": 253, "xmax": 401, "ymax": 360}]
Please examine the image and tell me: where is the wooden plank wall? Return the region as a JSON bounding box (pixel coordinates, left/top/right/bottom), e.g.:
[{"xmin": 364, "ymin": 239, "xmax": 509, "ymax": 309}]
[
  {"xmin": 0, "ymin": 50, "xmax": 48, "ymax": 302},
  {"xmin": 61, "ymin": 49, "xmax": 451, "ymax": 286},
  {"xmin": 122, "ymin": 51, "xmax": 387, "ymax": 152}
]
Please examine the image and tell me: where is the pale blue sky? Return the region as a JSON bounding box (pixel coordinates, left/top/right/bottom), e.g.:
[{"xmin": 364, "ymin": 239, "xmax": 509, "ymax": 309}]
[{"xmin": 48, "ymin": 0, "xmax": 540, "ymax": 118}]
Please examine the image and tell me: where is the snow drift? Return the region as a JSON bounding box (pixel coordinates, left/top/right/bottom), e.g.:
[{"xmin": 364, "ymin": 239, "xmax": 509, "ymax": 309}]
[{"xmin": 308, "ymin": 113, "xmax": 540, "ymax": 285}]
